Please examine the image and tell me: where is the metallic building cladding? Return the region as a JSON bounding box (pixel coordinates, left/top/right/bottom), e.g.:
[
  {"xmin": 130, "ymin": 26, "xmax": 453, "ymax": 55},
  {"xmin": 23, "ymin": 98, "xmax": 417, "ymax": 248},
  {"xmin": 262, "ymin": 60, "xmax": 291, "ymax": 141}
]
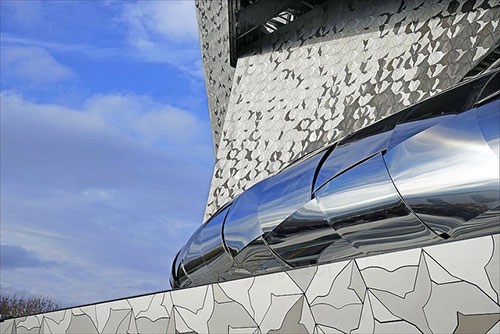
[
  {"xmin": 171, "ymin": 70, "xmax": 500, "ymax": 289},
  {"xmin": 203, "ymin": 0, "xmax": 500, "ymax": 221}
]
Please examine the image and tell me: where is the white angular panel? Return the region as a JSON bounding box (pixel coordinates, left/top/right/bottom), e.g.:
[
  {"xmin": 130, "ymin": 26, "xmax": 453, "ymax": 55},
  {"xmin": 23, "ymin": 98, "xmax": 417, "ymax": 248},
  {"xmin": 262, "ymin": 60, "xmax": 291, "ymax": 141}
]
[
  {"xmin": 425, "ymin": 237, "xmax": 497, "ymax": 301},
  {"xmin": 368, "ymin": 291, "xmax": 400, "ymax": 322},
  {"xmin": 352, "ymin": 291, "xmax": 374, "ymax": 334},
  {"xmin": 423, "ymin": 251, "xmax": 461, "ymax": 284},
  {"xmin": 219, "ymin": 277, "xmax": 255, "ymax": 317},
  {"xmin": 259, "ymin": 294, "xmax": 301, "ymax": 333},
  {"xmin": 16, "ymin": 314, "xmax": 40, "ymax": 331},
  {"xmin": 171, "ymin": 285, "xmax": 208, "ymax": 313},
  {"xmin": 95, "ymin": 299, "xmax": 130, "ymax": 333},
  {"xmin": 305, "ymin": 261, "xmax": 350, "ymax": 303},
  {"xmin": 249, "ymin": 272, "xmax": 302, "ymax": 324},
  {"xmin": 136, "ymin": 293, "xmax": 169, "ymax": 322},
  {"xmin": 355, "ymin": 248, "xmax": 422, "ymax": 271},
  {"xmin": 174, "ymin": 285, "xmax": 214, "ymax": 334},
  {"xmin": 44, "ymin": 310, "xmax": 71, "ymax": 334}
]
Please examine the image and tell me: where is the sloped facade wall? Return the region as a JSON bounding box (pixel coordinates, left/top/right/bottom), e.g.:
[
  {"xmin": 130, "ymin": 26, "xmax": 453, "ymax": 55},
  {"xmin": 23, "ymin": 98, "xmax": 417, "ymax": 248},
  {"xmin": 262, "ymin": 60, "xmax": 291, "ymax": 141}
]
[
  {"xmin": 2, "ymin": 234, "xmax": 499, "ymax": 333},
  {"xmin": 195, "ymin": 0, "xmax": 235, "ymax": 152},
  {"xmin": 203, "ymin": 0, "xmax": 500, "ymax": 219}
]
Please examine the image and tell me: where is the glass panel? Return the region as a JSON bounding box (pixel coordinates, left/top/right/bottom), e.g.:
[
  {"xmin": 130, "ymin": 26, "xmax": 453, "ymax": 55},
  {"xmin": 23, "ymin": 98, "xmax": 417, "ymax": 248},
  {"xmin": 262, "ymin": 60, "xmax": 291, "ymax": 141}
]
[
  {"xmin": 384, "ymin": 108, "xmax": 500, "ymax": 236},
  {"xmin": 257, "ymin": 151, "xmax": 325, "ymax": 233},
  {"xmin": 316, "ymin": 153, "xmax": 439, "ymax": 254},
  {"xmin": 223, "ymin": 182, "xmax": 265, "ymax": 256},
  {"xmin": 265, "ymin": 198, "xmax": 346, "ymax": 267}
]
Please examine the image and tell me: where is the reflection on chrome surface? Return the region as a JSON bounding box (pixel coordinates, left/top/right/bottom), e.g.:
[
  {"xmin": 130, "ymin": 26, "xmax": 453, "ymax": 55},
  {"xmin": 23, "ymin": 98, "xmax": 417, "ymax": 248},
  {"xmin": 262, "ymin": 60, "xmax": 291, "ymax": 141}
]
[
  {"xmin": 316, "ymin": 153, "xmax": 440, "ymax": 254},
  {"xmin": 171, "ymin": 70, "xmax": 500, "ymax": 289},
  {"xmin": 384, "ymin": 103, "xmax": 500, "ymax": 235}
]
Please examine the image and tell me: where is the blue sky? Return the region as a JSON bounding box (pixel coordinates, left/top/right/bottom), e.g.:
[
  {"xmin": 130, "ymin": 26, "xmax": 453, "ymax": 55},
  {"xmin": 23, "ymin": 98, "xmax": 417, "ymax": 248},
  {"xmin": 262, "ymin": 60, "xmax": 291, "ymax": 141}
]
[{"xmin": 0, "ymin": 0, "xmax": 215, "ymax": 307}]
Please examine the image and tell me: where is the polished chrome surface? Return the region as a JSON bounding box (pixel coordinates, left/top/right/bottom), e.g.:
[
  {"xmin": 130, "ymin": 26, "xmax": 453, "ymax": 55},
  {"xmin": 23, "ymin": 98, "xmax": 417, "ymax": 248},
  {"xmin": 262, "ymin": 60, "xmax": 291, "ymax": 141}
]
[
  {"xmin": 313, "ymin": 131, "xmax": 393, "ymax": 192},
  {"xmin": 476, "ymin": 100, "xmax": 500, "ymax": 158},
  {"xmin": 265, "ymin": 198, "xmax": 348, "ymax": 266},
  {"xmin": 316, "ymin": 153, "xmax": 440, "ymax": 254},
  {"xmin": 223, "ymin": 182, "xmax": 264, "ymax": 256},
  {"xmin": 258, "ymin": 151, "xmax": 325, "ymax": 233},
  {"xmin": 171, "ymin": 70, "xmax": 500, "ymax": 289},
  {"xmin": 182, "ymin": 225, "xmax": 204, "ymax": 277},
  {"xmin": 234, "ymin": 237, "xmax": 290, "ymax": 274},
  {"xmin": 198, "ymin": 205, "xmax": 234, "ymax": 284},
  {"xmin": 384, "ymin": 104, "xmax": 500, "ymax": 236}
]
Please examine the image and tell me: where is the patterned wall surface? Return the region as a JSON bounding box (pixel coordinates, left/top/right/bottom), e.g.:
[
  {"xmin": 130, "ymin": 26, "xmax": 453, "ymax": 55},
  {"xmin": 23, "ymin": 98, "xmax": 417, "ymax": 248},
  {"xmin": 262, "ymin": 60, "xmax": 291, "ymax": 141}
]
[
  {"xmin": 195, "ymin": 0, "xmax": 234, "ymax": 152},
  {"xmin": 202, "ymin": 0, "xmax": 500, "ymax": 219},
  {"xmin": 2, "ymin": 234, "xmax": 499, "ymax": 333}
]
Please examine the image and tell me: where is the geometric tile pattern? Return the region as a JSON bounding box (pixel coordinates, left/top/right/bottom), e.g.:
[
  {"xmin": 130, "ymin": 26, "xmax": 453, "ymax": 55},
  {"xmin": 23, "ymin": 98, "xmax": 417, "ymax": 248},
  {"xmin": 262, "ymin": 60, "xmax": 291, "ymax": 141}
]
[
  {"xmin": 3, "ymin": 234, "xmax": 499, "ymax": 333},
  {"xmin": 195, "ymin": 0, "xmax": 235, "ymax": 152},
  {"xmin": 202, "ymin": 0, "xmax": 500, "ymax": 218}
]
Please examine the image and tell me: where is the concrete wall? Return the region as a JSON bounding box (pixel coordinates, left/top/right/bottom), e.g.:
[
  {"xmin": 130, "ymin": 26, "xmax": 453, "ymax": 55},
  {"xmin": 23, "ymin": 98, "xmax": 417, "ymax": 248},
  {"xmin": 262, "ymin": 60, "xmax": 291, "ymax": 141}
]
[
  {"xmin": 201, "ymin": 0, "xmax": 500, "ymax": 219},
  {"xmin": 2, "ymin": 234, "xmax": 499, "ymax": 333}
]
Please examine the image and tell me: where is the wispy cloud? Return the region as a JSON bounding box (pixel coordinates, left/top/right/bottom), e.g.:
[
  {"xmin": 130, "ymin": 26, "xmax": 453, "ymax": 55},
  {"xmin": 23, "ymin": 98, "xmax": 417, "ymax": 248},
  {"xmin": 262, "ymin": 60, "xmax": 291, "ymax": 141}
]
[
  {"xmin": 1, "ymin": 1, "xmax": 204, "ymax": 79},
  {"xmin": 1, "ymin": 33, "xmax": 120, "ymax": 59},
  {"xmin": 116, "ymin": 1, "xmax": 204, "ymax": 79},
  {"xmin": 1, "ymin": 46, "xmax": 74, "ymax": 83},
  {"xmin": 1, "ymin": 245, "xmax": 60, "ymax": 270},
  {"xmin": 1, "ymin": 91, "xmax": 213, "ymax": 304}
]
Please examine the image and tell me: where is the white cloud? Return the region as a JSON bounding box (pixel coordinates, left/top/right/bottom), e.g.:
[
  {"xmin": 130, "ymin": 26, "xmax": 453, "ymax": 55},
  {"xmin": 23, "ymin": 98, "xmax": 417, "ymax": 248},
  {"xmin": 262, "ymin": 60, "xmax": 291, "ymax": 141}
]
[
  {"xmin": 119, "ymin": 1, "xmax": 198, "ymax": 42},
  {"xmin": 1, "ymin": 46, "xmax": 74, "ymax": 83},
  {"xmin": 1, "ymin": 91, "xmax": 214, "ymax": 303},
  {"xmin": 116, "ymin": 0, "xmax": 203, "ymax": 78},
  {"xmin": 82, "ymin": 93, "xmax": 206, "ymax": 144}
]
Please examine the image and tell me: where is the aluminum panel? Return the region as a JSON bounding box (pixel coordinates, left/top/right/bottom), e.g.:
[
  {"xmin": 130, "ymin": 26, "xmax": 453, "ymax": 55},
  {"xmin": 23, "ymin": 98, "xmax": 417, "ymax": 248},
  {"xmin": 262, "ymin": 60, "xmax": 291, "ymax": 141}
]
[{"xmin": 384, "ymin": 106, "xmax": 500, "ymax": 236}]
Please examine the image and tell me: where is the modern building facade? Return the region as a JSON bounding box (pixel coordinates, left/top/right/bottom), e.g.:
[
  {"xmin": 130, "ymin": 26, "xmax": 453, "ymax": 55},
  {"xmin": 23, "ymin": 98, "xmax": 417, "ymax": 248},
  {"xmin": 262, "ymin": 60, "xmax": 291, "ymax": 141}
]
[
  {"xmin": 1, "ymin": 0, "xmax": 499, "ymax": 333},
  {"xmin": 198, "ymin": 0, "xmax": 500, "ymax": 221},
  {"xmin": 171, "ymin": 71, "xmax": 500, "ymax": 289}
]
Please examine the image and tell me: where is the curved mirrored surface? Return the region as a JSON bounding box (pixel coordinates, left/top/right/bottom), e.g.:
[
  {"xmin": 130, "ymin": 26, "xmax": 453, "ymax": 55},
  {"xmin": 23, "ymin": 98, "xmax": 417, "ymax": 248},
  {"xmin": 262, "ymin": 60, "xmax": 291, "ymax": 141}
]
[
  {"xmin": 176, "ymin": 261, "xmax": 191, "ymax": 288},
  {"xmin": 171, "ymin": 71, "xmax": 499, "ymax": 289},
  {"xmin": 387, "ymin": 115, "xmax": 455, "ymax": 151},
  {"xmin": 476, "ymin": 100, "xmax": 500, "ymax": 158},
  {"xmin": 234, "ymin": 237, "xmax": 290, "ymax": 274},
  {"xmin": 265, "ymin": 198, "xmax": 357, "ymax": 266},
  {"xmin": 223, "ymin": 182, "xmax": 265, "ymax": 256},
  {"xmin": 314, "ymin": 131, "xmax": 393, "ymax": 192},
  {"xmin": 198, "ymin": 205, "xmax": 235, "ymax": 284},
  {"xmin": 257, "ymin": 151, "xmax": 325, "ymax": 233},
  {"xmin": 182, "ymin": 225, "xmax": 204, "ymax": 276},
  {"xmin": 385, "ymin": 106, "xmax": 500, "ymax": 236},
  {"xmin": 315, "ymin": 153, "xmax": 440, "ymax": 254}
]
